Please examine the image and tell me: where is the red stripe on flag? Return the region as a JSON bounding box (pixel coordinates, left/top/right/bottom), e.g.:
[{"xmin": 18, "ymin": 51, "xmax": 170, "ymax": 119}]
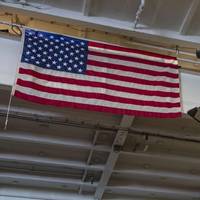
[
  {"xmin": 89, "ymin": 41, "xmax": 177, "ymax": 60},
  {"xmin": 86, "ymin": 70, "xmax": 179, "ymax": 88},
  {"xmin": 17, "ymin": 79, "xmax": 181, "ymax": 108},
  {"xmin": 88, "ymin": 50, "xmax": 178, "ymax": 69},
  {"xmin": 14, "ymin": 90, "xmax": 182, "ymax": 118},
  {"xmin": 19, "ymin": 68, "xmax": 180, "ymax": 97},
  {"xmin": 87, "ymin": 60, "xmax": 178, "ymax": 78}
]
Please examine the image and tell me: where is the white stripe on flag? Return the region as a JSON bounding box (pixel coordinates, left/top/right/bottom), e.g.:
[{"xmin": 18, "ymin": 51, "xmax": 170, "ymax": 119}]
[
  {"xmin": 88, "ymin": 46, "xmax": 178, "ymax": 65},
  {"xmin": 17, "ymin": 73, "xmax": 180, "ymax": 103},
  {"xmin": 87, "ymin": 65, "xmax": 179, "ymax": 84},
  {"xmin": 20, "ymin": 63, "xmax": 180, "ymax": 93},
  {"xmin": 88, "ymin": 55, "xmax": 178, "ymax": 74},
  {"xmin": 15, "ymin": 85, "xmax": 181, "ymax": 113}
]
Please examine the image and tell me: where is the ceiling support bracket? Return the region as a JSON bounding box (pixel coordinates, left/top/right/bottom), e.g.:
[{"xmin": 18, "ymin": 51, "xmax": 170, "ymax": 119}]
[{"xmin": 94, "ymin": 115, "xmax": 135, "ymax": 200}]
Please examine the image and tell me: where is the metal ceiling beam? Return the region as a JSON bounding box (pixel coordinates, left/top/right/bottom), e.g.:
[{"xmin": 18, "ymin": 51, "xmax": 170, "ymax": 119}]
[
  {"xmin": 179, "ymin": 0, "xmax": 200, "ymax": 35},
  {"xmin": 120, "ymin": 151, "xmax": 200, "ymax": 164},
  {"xmin": 103, "ymin": 193, "xmax": 171, "ymax": 200},
  {"xmin": 0, "ymin": 153, "xmax": 104, "ymax": 171},
  {"xmin": 1, "ymin": 109, "xmax": 199, "ymax": 155},
  {"xmin": 2, "ymin": 109, "xmax": 200, "ymax": 144},
  {"xmin": 106, "ymin": 185, "xmax": 200, "ymax": 199},
  {"xmin": 0, "ymin": 131, "xmax": 111, "ymax": 152},
  {"xmin": 0, "ymin": 108, "xmax": 120, "ymax": 131},
  {"xmin": 82, "ymin": 0, "xmax": 92, "ymax": 16},
  {"xmin": 0, "ymin": 186, "xmax": 94, "ymax": 200},
  {"xmin": 129, "ymin": 127, "xmax": 200, "ymax": 144},
  {"xmin": 113, "ymin": 169, "xmax": 200, "ymax": 182},
  {"xmin": 94, "ymin": 115, "xmax": 134, "ymax": 200},
  {"xmin": 0, "ymin": 171, "xmax": 97, "ymax": 187},
  {"xmin": 1, "ymin": 144, "xmax": 200, "ymax": 174}
]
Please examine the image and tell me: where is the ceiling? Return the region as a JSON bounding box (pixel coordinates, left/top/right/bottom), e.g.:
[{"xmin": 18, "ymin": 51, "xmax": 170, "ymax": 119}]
[
  {"xmin": 0, "ymin": 0, "xmax": 200, "ymax": 200},
  {"xmin": 0, "ymin": 89, "xmax": 200, "ymax": 200},
  {"xmin": 1, "ymin": 0, "xmax": 200, "ymax": 45}
]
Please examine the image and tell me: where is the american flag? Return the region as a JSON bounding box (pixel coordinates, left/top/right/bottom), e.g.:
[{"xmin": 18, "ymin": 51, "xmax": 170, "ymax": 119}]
[{"xmin": 14, "ymin": 29, "xmax": 181, "ymax": 118}]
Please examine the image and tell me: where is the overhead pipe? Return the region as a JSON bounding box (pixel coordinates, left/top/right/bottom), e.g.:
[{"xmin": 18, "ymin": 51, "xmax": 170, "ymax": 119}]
[
  {"xmin": 0, "ymin": 131, "xmax": 111, "ymax": 152},
  {"xmin": 0, "ymin": 186, "xmax": 94, "ymax": 200},
  {"xmin": 0, "ymin": 153, "xmax": 104, "ymax": 171},
  {"xmin": 113, "ymin": 168, "xmax": 200, "ymax": 182},
  {"xmin": 0, "ymin": 171, "xmax": 98, "ymax": 187},
  {"xmin": 106, "ymin": 185, "xmax": 200, "ymax": 199}
]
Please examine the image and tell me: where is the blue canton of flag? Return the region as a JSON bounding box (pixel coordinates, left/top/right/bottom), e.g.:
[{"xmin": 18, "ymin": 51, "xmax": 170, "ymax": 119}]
[{"xmin": 21, "ymin": 29, "xmax": 88, "ymax": 74}]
